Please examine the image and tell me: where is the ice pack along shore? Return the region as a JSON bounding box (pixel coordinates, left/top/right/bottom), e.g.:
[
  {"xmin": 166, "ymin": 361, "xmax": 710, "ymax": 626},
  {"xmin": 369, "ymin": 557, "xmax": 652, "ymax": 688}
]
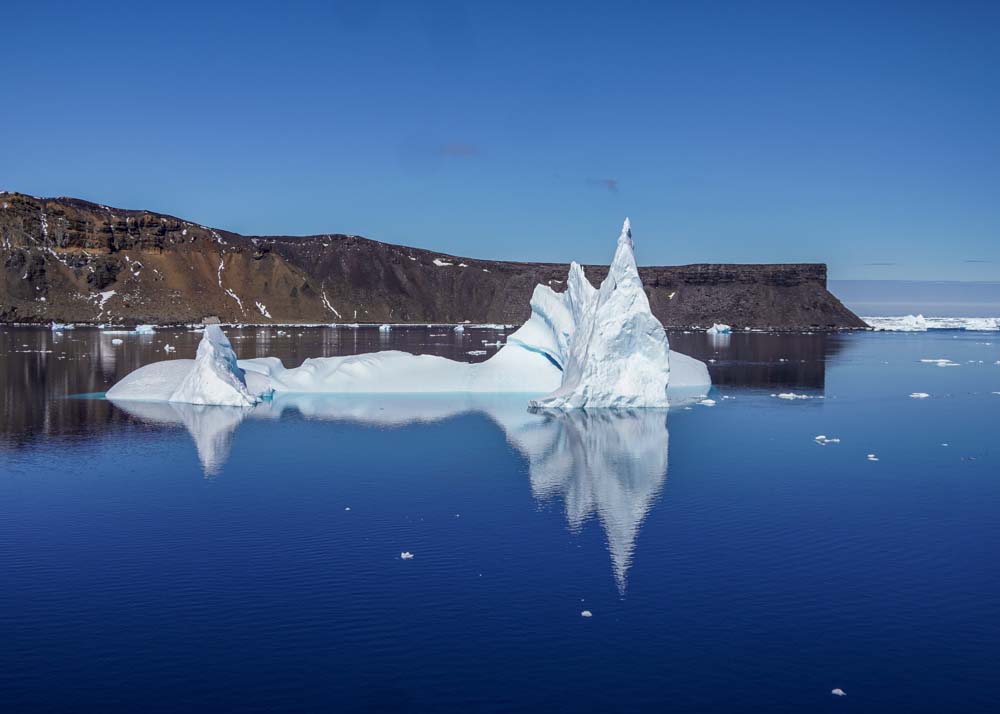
[{"xmin": 106, "ymin": 220, "xmax": 711, "ymax": 408}]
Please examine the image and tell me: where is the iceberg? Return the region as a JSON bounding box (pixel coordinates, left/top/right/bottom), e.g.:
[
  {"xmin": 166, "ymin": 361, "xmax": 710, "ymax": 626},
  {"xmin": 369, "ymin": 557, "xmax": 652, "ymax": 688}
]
[
  {"xmin": 106, "ymin": 219, "xmax": 711, "ymax": 406},
  {"xmin": 135, "ymin": 324, "xmax": 156, "ymax": 334},
  {"xmin": 706, "ymin": 323, "xmax": 731, "ymax": 334}
]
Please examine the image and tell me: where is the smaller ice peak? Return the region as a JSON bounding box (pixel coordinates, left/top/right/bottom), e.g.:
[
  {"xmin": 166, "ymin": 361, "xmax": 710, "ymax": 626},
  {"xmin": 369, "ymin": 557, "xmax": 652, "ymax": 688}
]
[
  {"xmin": 379, "ymin": 324, "xmax": 392, "ymax": 332},
  {"xmin": 168, "ymin": 325, "xmax": 258, "ymax": 407},
  {"xmin": 706, "ymin": 323, "xmax": 731, "ymax": 335},
  {"xmin": 135, "ymin": 324, "xmax": 156, "ymax": 334}
]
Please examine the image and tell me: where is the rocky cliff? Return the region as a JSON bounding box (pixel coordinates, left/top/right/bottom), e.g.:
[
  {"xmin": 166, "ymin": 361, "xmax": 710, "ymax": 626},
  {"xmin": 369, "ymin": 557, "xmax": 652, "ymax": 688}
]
[{"xmin": 0, "ymin": 192, "xmax": 865, "ymax": 329}]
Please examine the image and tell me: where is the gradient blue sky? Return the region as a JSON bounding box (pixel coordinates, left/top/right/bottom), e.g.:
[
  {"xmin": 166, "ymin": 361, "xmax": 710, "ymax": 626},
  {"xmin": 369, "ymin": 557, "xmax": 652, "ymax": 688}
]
[{"xmin": 3, "ymin": 1, "xmax": 998, "ymax": 279}]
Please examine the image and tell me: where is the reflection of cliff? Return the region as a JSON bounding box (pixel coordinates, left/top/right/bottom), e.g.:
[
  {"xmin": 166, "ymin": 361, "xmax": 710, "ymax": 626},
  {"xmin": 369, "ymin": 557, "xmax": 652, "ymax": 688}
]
[
  {"xmin": 108, "ymin": 394, "xmax": 671, "ymax": 590},
  {"xmin": 667, "ymin": 330, "xmax": 851, "ymax": 390}
]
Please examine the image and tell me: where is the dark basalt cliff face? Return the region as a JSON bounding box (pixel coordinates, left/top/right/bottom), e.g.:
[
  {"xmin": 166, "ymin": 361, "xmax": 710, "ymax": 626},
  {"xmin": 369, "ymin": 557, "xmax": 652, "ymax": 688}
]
[{"xmin": 0, "ymin": 192, "xmax": 866, "ymax": 329}]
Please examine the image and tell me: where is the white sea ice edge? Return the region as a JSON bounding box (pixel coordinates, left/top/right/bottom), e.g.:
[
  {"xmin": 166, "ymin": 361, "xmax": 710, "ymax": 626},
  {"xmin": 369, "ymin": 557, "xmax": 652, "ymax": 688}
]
[
  {"xmin": 107, "ymin": 219, "xmax": 711, "ymax": 408},
  {"xmin": 865, "ymin": 315, "xmax": 1000, "ymax": 331}
]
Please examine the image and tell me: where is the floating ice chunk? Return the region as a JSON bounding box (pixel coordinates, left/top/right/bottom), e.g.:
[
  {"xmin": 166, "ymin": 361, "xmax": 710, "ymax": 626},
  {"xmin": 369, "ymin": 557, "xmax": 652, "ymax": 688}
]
[
  {"xmin": 706, "ymin": 323, "xmax": 731, "ymax": 334},
  {"xmin": 164, "ymin": 344, "xmax": 176, "ymax": 353},
  {"xmin": 815, "ymin": 435, "xmax": 841, "ymax": 445},
  {"xmin": 467, "ymin": 350, "xmax": 487, "ymax": 355},
  {"xmin": 50, "ymin": 322, "xmax": 74, "ymax": 331},
  {"xmin": 774, "ymin": 392, "xmax": 815, "ymax": 400},
  {"xmin": 453, "ymin": 325, "xmax": 465, "ymax": 333},
  {"xmin": 111, "ymin": 338, "xmax": 123, "ymax": 345},
  {"xmin": 831, "ymin": 688, "xmax": 846, "ymax": 697},
  {"xmin": 378, "ymin": 324, "xmax": 392, "ymax": 332},
  {"xmin": 135, "ymin": 324, "xmax": 156, "ymax": 334},
  {"xmin": 920, "ymin": 358, "xmax": 960, "ymax": 367},
  {"xmin": 580, "ymin": 610, "xmax": 593, "ymax": 618},
  {"xmin": 909, "ymin": 392, "xmax": 930, "ymax": 399},
  {"xmin": 400, "ymin": 551, "xmax": 414, "ymax": 560},
  {"xmin": 867, "ymin": 453, "xmax": 879, "ymax": 461},
  {"xmin": 698, "ymin": 398, "xmax": 716, "ymax": 407}
]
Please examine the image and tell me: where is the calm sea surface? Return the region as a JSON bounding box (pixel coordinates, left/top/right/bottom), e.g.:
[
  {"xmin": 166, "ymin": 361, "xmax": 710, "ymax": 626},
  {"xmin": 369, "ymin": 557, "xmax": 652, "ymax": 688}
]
[{"xmin": 2, "ymin": 326, "xmax": 999, "ymax": 713}]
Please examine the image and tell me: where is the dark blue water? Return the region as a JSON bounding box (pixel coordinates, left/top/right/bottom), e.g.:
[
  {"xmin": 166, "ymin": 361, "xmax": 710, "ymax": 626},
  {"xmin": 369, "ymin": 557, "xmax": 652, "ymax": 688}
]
[{"xmin": 2, "ymin": 327, "xmax": 999, "ymax": 712}]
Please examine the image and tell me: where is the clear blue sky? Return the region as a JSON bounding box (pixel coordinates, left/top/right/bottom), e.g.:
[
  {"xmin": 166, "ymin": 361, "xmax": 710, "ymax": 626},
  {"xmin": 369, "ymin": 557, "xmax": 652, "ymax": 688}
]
[{"xmin": 2, "ymin": 0, "xmax": 998, "ymax": 280}]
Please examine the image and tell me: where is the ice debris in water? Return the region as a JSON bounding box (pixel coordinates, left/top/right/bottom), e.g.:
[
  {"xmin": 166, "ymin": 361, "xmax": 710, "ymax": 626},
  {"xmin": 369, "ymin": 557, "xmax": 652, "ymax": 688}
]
[
  {"xmin": 867, "ymin": 453, "xmax": 879, "ymax": 461},
  {"xmin": 580, "ymin": 610, "xmax": 593, "ymax": 618},
  {"xmin": 164, "ymin": 344, "xmax": 176, "ymax": 353},
  {"xmin": 135, "ymin": 324, "xmax": 156, "ymax": 334},
  {"xmin": 815, "ymin": 435, "xmax": 841, "ymax": 445},
  {"xmin": 909, "ymin": 392, "xmax": 930, "ymax": 399},
  {"xmin": 706, "ymin": 323, "xmax": 731, "ymax": 334},
  {"xmin": 111, "ymin": 338, "xmax": 123, "ymax": 345},
  {"xmin": 400, "ymin": 551, "xmax": 414, "ymax": 560},
  {"xmin": 453, "ymin": 325, "xmax": 465, "ymax": 333},
  {"xmin": 698, "ymin": 398, "xmax": 716, "ymax": 407},
  {"xmin": 379, "ymin": 324, "xmax": 392, "ymax": 332},
  {"xmin": 920, "ymin": 358, "xmax": 960, "ymax": 367},
  {"xmin": 50, "ymin": 322, "xmax": 75, "ymax": 331},
  {"xmin": 773, "ymin": 392, "xmax": 818, "ymax": 400},
  {"xmin": 831, "ymin": 688, "xmax": 846, "ymax": 697}
]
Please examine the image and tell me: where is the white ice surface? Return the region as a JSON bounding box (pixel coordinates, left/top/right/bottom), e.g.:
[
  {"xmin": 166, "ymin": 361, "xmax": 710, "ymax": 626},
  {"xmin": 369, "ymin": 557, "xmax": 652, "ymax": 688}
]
[
  {"xmin": 706, "ymin": 323, "xmax": 731, "ymax": 334},
  {"xmin": 865, "ymin": 315, "xmax": 1000, "ymax": 331}
]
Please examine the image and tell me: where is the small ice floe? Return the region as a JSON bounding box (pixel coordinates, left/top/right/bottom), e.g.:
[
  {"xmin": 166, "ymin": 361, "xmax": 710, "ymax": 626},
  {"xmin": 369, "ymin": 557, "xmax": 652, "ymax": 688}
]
[
  {"xmin": 698, "ymin": 398, "xmax": 716, "ymax": 407},
  {"xmin": 706, "ymin": 323, "xmax": 731, "ymax": 334},
  {"xmin": 135, "ymin": 324, "xmax": 156, "ymax": 334},
  {"xmin": 111, "ymin": 338, "xmax": 123, "ymax": 345},
  {"xmin": 467, "ymin": 350, "xmax": 487, "ymax": 356},
  {"xmin": 51, "ymin": 322, "xmax": 75, "ymax": 331},
  {"xmin": 867, "ymin": 453, "xmax": 879, "ymax": 462},
  {"xmin": 920, "ymin": 358, "xmax": 960, "ymax": 367},
  {"xmin": 909, "ymin": 392, "xmax": 930, "ymax": 399},
  {"xmin": 378, "ymin": 324, "xmax": 392, "ymax": 333},
  {"xmin": 453, "ymin": 325, "xmax": 465, "ymax": 333},
  {"xmin": 400, "ymin": 551, "xmax": 414, "ymax": 560},
  {"xmin": 344, "ymin": 507, "xmax": 351, "ymax": 511},
  {"xmin": 773, "ymin": 392, "xmax": 816, "ymax": 400},
  {"xmin": 815, "ymin": 435, "xmax": 841, "ymax": 445},
  {"xmin": 580, "ymin": 610, "xmax": 593, "ymax": 618},
  {"xmin": 164, "ymin": 344, "xmax": 176, "ymax": 353},
  {"xmin": 831, "ymin": 688, "xmax": 846, "ymax": 697}
]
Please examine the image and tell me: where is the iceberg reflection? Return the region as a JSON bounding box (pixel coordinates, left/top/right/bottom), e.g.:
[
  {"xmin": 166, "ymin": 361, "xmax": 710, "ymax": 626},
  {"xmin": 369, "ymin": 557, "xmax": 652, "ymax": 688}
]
[{"xmin": 109, "ymin": 394, "xmax": 671, "ymax": 589}]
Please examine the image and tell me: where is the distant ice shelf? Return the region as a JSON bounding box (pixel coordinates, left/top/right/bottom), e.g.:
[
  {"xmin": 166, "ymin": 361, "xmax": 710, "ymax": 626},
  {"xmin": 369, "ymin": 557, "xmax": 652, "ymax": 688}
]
[{"xmin": 865, "ymin": 315, "xmax": 1000, "ymax": 331}]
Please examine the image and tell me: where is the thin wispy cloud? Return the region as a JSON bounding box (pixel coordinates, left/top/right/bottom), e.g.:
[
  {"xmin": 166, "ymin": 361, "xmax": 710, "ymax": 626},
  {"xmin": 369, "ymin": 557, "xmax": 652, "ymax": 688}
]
[
  {"xmin": 436, "ymin": 143, "xmax": 479, "ymax": 157},
  {"xmin": 963, "ymin": 259, "xmax": 993, "ymax": 264},
  {"xmin": 587, "ymin": 178, "xmax": 619, "ymax": 193}
]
